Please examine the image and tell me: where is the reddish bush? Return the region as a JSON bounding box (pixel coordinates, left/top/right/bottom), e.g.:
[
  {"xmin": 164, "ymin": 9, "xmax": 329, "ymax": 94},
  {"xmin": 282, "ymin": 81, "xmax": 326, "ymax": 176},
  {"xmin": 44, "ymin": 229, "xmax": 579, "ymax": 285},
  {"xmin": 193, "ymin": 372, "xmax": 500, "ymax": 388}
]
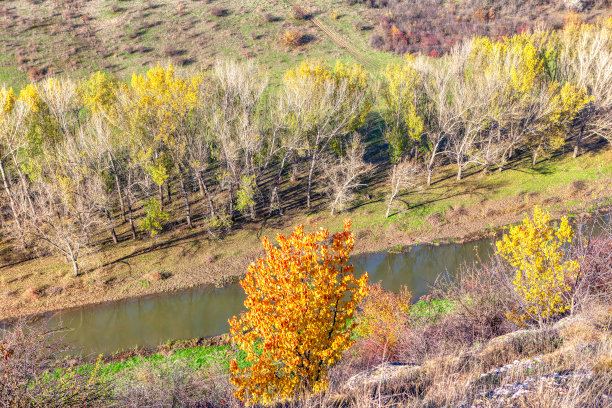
[
  {"xmin": 27, "ymin": 66, "xmax": 44, "ymax": 82},
  {"xmin": 355, "ymin": 283, "xmax": 411, "ymax": 363},
  {"xmin": 358, "ymin": 0, "xmax": 604, "ymax": 56},
  {"xmin": 210, "ymin": 7, "xmax": 224, "ymax": 17}
]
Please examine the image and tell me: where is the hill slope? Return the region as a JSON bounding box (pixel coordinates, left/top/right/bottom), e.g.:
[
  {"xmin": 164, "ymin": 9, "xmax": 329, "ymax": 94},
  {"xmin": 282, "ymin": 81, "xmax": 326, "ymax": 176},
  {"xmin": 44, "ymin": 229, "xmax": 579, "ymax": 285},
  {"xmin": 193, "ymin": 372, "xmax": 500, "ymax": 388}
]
[{"xmin": 0, "ymin": 0, "xmax": 400, "ymax": 88}]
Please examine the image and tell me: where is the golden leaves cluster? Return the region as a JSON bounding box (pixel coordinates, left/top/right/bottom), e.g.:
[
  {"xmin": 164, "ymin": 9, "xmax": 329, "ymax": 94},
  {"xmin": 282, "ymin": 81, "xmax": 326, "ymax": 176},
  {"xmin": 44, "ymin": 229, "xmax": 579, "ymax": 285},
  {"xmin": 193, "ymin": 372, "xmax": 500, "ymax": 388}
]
[
  {"xmin": 229, "ymin": 219, "xmax": 368, "ymax": 405},
  {"xmin": 129, "ymin": 63, "xmax": 202, "ymax": 146},
  {"xmin": 496, "ymin": 206, "xmax": 580, "ymax": 326}
]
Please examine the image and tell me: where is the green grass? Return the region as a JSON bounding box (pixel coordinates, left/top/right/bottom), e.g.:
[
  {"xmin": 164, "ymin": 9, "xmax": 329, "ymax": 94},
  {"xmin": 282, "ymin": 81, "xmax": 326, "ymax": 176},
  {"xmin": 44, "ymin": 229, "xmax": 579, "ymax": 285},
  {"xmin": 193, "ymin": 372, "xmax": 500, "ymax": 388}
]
[
  {"xmin": 408, "ymin": 298, "xmax": 456, "ymax": 323},
  {"xmin": 0, "ymin": 54, "xmax": 27, "ymax": 90}
]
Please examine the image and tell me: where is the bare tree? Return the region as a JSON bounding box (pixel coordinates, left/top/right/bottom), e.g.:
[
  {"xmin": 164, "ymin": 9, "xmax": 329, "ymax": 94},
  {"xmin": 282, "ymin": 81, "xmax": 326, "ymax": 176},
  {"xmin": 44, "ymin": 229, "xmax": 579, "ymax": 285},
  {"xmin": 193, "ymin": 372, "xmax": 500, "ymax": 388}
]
[
  {"xmin": 0, "ymin": 91, "xmax": 30, "ymax": 248},
  {"xmin": 25, "ymin": 147, "xmax": 101, "ymax": 277},
  {"xmin": 385, "ymin": 160, "xmax": 420, "ymax": 218},
  {"xmin": 421, "ymin": 61, "xmax": 461, "ymax": 185},
  {"xmin": 322, "ymin": 134, "xmax": 373, "ymax": 215}
]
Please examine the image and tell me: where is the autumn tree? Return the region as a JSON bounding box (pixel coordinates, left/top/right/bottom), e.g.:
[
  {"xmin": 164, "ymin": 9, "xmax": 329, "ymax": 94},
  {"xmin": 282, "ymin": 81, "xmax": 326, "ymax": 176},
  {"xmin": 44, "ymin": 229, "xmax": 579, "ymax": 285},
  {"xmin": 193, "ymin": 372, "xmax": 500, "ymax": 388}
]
[
  {"xmin": 229, "ymin": 220, "xmax": 369, "ymax": 405},
  {"xmin": 128, "ymin": 64, "xmax": 203, "ymax": 228},
  {"xmin": 496, "ymin": 206, "xmax": 580, "ymax": 326},
  {"xmin": 282, "ymin": 60, "xmax": 373, "ymax": 208},
  {"xmin": 381, "ymin": 57, "xmax": 425, "ymax": 166}
]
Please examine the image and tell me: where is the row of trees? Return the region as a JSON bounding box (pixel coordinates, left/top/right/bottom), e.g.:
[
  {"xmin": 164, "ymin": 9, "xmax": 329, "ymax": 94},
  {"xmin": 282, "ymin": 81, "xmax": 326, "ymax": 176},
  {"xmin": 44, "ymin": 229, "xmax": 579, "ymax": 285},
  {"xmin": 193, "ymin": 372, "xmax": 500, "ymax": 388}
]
[{"xmin": 0, "ymin": 19, "xmax": 610, "ymax": 275}]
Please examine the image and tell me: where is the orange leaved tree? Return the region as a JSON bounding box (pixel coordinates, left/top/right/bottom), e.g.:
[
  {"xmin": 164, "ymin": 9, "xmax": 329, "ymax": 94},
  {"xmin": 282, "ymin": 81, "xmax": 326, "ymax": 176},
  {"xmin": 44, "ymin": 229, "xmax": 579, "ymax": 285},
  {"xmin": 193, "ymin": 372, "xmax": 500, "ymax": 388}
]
[{"xmin": 229, "ymin": 219, "xmax": 369, "ymax": 405}]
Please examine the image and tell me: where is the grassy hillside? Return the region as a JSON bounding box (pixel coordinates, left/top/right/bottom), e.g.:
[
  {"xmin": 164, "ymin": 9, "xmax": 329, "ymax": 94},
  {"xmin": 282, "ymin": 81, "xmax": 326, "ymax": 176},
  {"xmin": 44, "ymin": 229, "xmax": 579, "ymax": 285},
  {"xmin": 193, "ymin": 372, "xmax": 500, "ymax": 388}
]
[{"xmin": 0, "ymin": 0, "xmax": 401, "ymax": 89}]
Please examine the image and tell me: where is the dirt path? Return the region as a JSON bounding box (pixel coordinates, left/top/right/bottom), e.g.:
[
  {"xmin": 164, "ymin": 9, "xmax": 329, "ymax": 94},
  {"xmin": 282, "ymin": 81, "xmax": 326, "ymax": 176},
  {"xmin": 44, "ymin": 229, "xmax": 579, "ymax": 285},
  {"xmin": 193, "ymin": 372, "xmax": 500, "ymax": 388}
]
[{"xmin": 309, "ymin": 16, "xmax": 380, "ymax": 70}]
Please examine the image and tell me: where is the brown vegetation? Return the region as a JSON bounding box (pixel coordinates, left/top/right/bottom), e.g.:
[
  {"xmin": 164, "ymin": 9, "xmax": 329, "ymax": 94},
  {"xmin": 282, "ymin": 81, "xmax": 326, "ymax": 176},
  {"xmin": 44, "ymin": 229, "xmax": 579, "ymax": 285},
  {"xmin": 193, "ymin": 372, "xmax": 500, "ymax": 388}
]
[
  {"xmin": 359, "ymin": 0, "xmax": 610, "ymax": 56},
  {"xmin": 282, "ymin": 28, "xmax": 306, "ymax": 47}
]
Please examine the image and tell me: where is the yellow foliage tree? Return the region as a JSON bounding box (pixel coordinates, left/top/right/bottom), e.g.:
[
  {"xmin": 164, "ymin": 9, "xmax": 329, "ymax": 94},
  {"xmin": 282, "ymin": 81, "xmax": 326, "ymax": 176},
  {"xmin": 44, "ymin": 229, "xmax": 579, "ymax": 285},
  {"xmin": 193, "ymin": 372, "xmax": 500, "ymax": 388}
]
[
  {"xmin": 229, "ymin": 219, "xmax": 369, "ymax": 405},
  {"xmin": 496, "ymin": 206, "xmax": 580, "ymax": 326},
  {"xmin": 382, "ymin": 57, "xmax": 424, "ymax": 164},
  {"xmin": 79, "ymin": 71, "xmax": 118, "ymax": 116}
]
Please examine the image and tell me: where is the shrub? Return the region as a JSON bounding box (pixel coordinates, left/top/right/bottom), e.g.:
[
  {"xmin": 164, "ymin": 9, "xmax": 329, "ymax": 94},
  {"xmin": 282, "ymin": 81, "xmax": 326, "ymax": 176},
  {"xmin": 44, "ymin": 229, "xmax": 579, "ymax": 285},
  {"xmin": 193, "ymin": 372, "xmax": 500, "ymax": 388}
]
[
  {"xmin": 263, "ymin": 12, "xmax": 277, "ymax": 23},
  {"xmin": 0, "ymin": 320, "xmax": 109, "ymax": 406},
  {"xmin": 114, "ymin": 359, "xmax": 213, "ymax": 407},
  {"xmin": 356, "ymin": 282, "xmax": 411, "ymax": 361},
  {"xmin": 210, "ymin": 7, "xmax": 224, "ymax": 17},
  {"xmin": 496, "ymin": 206, "xmax": 580, "ymax": 326},
  {"xmin": 283, "ymin": 29, "xmax": 305, "ymax": 47},
  {"xmin": 229, "ymin": 220, "xmax": 369, "ymax": 405},
  {"xmin": 141, "ymin": 198, "xmax": 169, "ymax": 237},
  {"xmin": 291, "ymin": 5, "xmax": 308, "ymax": 20}
]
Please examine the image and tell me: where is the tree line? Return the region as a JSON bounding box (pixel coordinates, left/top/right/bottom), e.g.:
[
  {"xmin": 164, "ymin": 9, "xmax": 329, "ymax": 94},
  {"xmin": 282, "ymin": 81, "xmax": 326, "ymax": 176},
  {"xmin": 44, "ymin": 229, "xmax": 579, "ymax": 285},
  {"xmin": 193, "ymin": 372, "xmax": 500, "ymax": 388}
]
[{"xmin": 0, "ymin": 19, "xmax": 611, "ymax": 276}]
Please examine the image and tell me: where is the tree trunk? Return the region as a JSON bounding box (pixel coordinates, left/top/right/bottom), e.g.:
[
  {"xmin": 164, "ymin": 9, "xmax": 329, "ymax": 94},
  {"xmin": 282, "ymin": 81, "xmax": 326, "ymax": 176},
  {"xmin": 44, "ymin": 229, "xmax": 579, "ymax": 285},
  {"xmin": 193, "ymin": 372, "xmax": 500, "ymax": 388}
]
[
  {"xmin": 71, "ymin": 257, "xmax": 79, "ymax": 277},
  {"xmin": 67, "ymin": 248, "xmax": 79, "ymax": 277},
  {"xmin": 249, "ymin": 204, "xmax": 255, "ymax": 220},
  {"xmin": 105, "ymin": 209, "xmax": 118, "ymax": 244},
  {"xmin": 269, "ymin": 155, "xmax": 287, "ymax": 215},
  {"xmin": 456, "ymin": 162, "xmax": 463, "ymax": 181},
  {"xmin": 108, "ymin": 153, "xmax": 126, "ymax": 222},
  {"xmin": 159, "ymin": 184, "xmax": 164, "ymax": 211},
  {"xmin": 385, "ymin": 164, "xmax": 397, "ymax": 218},
  {"xmin": 426, "ymin": 140, "xmax": 439, "ymax": 186},
  {"xmin": 166, "ymin": 181, "xmax": 172, "ymax": 203},
  {"xmin": 127, "ymin": 200, "xmax": 136, "ymax": 239},
  {"xmin": 269, "ymin": 186, "xmax": 280, "ymax": 215},
  {"xmin": 331, "ymin": 196, "xmax": 338, "ymax": 216},
  {"xmin": 385, "ymin": 193, "xmax": 395, "ymax": 219},
  {"xmin": 179, "ymin": 173, "xmax": 193, "ymax": 229},
  {"xmin": 198, "ymin": 172, "xmax": 215, "ymax": 217},
  {"xmin": 290, "ymin": 155, "xmax": 298, "ymax": 183},
  {"xmin": 0, "ymin": 158, "xmax": 25, "ymax": 248},
  {"xmin": 307, "ymin": 155, "xmax": 315, "ymax": 208},
  {"xmin": 573, "ymin": 126, "xmax": 584, "ymax": 159},
  {"xmin": 228, "ymin": 183, "xmax": 234, "ymax": 220},
  {"xmin": 126, "ymin": 174, "xmax": 137, "ymax": 240},
  {"xmin": 532, "ymin": 151, "xmax": 538, "ymax": 166}
]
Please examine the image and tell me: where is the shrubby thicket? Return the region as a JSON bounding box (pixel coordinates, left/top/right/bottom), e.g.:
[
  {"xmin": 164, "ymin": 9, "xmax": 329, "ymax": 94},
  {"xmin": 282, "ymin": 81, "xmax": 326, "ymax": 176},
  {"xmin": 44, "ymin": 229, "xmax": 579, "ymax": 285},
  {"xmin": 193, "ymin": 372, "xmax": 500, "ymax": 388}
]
[{"xmin": 0, "ymin": 20, "xmax": 611, "ymax": 274}]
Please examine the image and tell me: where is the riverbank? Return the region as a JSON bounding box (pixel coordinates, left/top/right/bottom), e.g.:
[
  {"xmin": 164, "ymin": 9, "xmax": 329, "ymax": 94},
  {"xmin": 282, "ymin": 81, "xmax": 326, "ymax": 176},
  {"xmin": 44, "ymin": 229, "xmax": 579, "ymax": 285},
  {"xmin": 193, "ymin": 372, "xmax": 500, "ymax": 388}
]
[{"xmin": 0, "ymin": 148, "xmax": 611, "ymax": 322}]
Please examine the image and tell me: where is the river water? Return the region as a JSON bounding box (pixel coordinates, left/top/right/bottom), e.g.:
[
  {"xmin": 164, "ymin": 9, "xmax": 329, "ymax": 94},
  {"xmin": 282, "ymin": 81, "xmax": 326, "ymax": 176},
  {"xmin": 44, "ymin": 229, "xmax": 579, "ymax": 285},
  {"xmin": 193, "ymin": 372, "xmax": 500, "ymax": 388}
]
[
  {"xmin": 45, "ymin": 238, "xmax": 496, "ymax": 356},
  {"xmin": 30, "ymin": 212, "xmax": 609, "ymax": 356}
]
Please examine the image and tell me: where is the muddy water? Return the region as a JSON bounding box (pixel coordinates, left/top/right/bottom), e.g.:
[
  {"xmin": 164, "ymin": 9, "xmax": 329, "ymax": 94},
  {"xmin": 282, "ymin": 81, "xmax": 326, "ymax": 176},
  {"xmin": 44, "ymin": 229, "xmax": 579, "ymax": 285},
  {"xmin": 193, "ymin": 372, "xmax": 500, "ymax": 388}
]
[{"xmin": 46, "ymin": 238, "xmax": 497, "ymax": 356}]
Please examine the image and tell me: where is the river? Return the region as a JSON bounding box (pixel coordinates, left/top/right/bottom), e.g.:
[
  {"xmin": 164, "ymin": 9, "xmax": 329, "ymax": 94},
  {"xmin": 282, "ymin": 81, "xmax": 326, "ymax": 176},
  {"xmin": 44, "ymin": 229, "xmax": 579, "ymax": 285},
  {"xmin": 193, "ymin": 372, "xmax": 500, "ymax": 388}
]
[{"xmin": 45, "ymin": 238, "xmax": 495, "ymax": 356}]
